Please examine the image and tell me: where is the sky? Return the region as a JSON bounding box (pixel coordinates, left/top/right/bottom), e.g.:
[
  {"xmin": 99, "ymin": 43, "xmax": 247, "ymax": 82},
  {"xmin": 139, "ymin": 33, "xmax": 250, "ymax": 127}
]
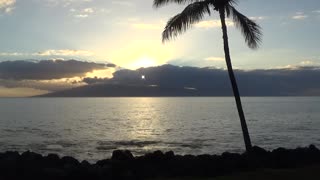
[{"xmin": 0, "ymin": 0, "xmax": 320, "ymax": 96}]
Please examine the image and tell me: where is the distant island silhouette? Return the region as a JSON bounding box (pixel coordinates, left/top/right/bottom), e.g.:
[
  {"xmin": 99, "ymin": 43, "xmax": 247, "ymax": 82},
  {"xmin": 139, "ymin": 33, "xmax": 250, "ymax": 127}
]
[{"xmin": 37, "ymin": 84, "xmax": 204, "ymax": 97}]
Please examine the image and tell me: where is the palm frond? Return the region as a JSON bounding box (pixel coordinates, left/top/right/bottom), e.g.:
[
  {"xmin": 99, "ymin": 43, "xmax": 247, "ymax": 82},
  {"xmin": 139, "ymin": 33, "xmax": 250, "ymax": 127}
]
[
  {"xmin": 212, "ymin": 0, "xmax": 238, "ymax": 10},
  {"xmin": 162, "ymin": 1, "xmax": 212, "ymax": 42},
  {"xmin": 229, "ymin": 5, "xmax": 262, "ymax": 49},
  {"xmin": 153, "ymin": 0, "xmax": 199, "ymax": 8},
  {"xmin": 226, "ymin": 0, "xmax": 238, "ymax": 6},
  {"xmin": 224, "ymin": 3, "xmax": 231, "ymax": 16}
]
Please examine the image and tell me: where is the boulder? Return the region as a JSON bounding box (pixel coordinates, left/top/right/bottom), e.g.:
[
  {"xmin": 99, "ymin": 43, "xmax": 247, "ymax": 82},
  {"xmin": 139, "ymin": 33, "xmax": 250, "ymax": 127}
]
[
  {"xmin": 111, "ymin": 150, "xmax": 134, "ymax": 161},
  {"xmin": 43, "ymin": 154, "xmax": 61, "ymax": 168}
]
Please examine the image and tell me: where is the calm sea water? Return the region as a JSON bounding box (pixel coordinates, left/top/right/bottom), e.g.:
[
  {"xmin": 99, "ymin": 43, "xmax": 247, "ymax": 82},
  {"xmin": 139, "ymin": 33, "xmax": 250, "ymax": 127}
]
[{"xmin": 0, "ymin": 97, "xmax": 319, "ymax": 162}]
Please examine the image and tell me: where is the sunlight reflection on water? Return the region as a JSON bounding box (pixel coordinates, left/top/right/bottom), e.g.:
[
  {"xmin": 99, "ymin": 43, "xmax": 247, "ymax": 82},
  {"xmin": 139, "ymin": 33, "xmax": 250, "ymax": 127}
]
[{"xmin": 0, "ymin": 97, "xmax": 319, "ymax": 162}]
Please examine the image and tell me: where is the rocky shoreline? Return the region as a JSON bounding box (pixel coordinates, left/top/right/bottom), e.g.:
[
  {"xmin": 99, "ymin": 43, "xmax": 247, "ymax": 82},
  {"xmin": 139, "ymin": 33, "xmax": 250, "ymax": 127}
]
[{"xmin": 1, "ymin": 145, "xmax": 320, "ymax": 179}]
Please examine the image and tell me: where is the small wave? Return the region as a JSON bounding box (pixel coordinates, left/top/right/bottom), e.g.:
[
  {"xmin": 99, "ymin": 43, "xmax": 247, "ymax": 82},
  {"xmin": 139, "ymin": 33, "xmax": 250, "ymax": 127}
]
[
  {"xmin": 54, "ymin": 140, "xmax": 77, "ymax": 148},
  {"xmin": 288, "ymin": 126, "xmax": 314, "ymax": 131},
  {"xmin": 46, "ymin": 144, "xmax": 64, "ymax": 150},
  {"xmin": 96, "ymin": 145, "xmax": 118, "ymax": 151},
  {"xmin": 115, "ymin": 140, "xmax": 161, "ymax": 147},
  {"xmin": 166, "ymin": 141, "xmax": 210, "ymax": 149},
  {"xmin": 98, "ymin": 140, "xmax": 161, "ymax": 148},
  {"xmin": 2, "ymin": 128, "xmax": 17, "ymax": 132}
]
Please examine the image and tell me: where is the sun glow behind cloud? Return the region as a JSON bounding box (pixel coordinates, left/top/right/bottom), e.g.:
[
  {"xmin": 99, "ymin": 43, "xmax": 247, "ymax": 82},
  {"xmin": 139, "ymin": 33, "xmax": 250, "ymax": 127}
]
[
  {"xmin": 130, "ymin": 56, "xmax": 157, "ymax": 69},
  {"xmin": 85, "ymin": 68, "xmax": 114, "ymax": 78},
  {"xmin": 94, "ymin": 38, "xmax": 176, "ymax": 70}
]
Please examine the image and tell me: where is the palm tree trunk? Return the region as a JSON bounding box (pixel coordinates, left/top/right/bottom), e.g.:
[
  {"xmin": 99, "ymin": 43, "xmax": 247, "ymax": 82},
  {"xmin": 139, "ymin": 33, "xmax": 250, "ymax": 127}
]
[{"xmin": 219, "ymin": 9, "xmax": 252, "ymax": 151}]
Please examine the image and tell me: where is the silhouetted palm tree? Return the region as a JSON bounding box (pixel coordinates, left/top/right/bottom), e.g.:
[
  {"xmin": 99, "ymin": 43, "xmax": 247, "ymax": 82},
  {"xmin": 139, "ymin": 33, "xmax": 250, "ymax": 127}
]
[{"xmin": 153, "ymin": 0, "xmax": 262, "ymax": 151}]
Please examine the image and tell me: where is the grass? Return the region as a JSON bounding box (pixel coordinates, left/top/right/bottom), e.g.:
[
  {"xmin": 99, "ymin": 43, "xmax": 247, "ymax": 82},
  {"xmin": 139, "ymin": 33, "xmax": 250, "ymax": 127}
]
[{"xmin": 150, "ymin": 165, "xmax": 320, "ymax": 180}]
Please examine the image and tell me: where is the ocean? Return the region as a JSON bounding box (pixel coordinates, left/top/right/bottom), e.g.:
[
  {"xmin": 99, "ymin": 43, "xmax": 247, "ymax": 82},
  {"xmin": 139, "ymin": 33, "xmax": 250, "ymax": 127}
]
[{"xmin": 0, "ymin": 97, "xmax": 319, "ymax": 162}]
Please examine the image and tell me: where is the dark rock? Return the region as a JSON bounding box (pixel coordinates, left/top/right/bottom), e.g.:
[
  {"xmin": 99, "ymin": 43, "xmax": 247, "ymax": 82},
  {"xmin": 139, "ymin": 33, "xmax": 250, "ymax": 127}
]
[
  {"xmin": 111, "ymin": 150, "xmax": 134, "ymax": 161},
  {"xmin": 143, "ymin": 150, "xmax": 166, "ymax": 161},
  {"xmin": 153, "ymin": 150, "xmax": 165, "ymax": 159},
  {"xmin": 3, "ymin": 151, "xmax": 20, "ymax": 161},
  {"xmin": 43, "ymin": 154, "xmax": 61, "ymax": 167},
  {"xmin": 246, "ymin": 146, "xmax": 270, "ymax": 168},
  {"xmin": 0, "ymin": 152, "xmax": 21, "ymax": 179},
  {"xmin": 61, "ymin": 156, "xmax": 80, "ymax": 175},
  {"xmin": 249, "ymin": 146, "xmax": 268, "ymax": 156},
  {"xmin": 42, "ymin": 168, "xmax": 66, "ymax": 178},
  {"xmin": 20, "ymin": 151, "xmax": 43, "ymax": 162},
  {"xmin": 81, "ymin": 160, "xmax": 90, "ymax": 167},
  {"xmin": 309, "ymin": 144, "xmax": 320, "ymax": 152},
  {"xmin": 19, "ymin": 151, "xmax": 44, "ymax": 177},
  {"xmin": 183, "ymin": 154, "xmax": 196, "ymax": 161},
  {"xmin": 0, "ymin": 145, "xmax": 319, "ymax": 179},
  {"xmin": 100, "ymin": 164, "xmax": 113, "ymax": 178},
  {"xmin": 197, "ymin": 154, "xmax": 212, "ymax": 161},
  {"xmin": 221, "ymin": 152, "xmax": 244, "ymax": 171},
  {"xmin": 1, "ymin": 151, "xmax": 20, "ymax": 167},
  {"xmin": 164, "ymin": 151, "xmax": 175, "ymax": 159},
  {"xmin": 96, "ymin": 159, "xmax": 111, "ymax": 167},
  {"xmin": 271, "ymin": 147, "xmax": 292, "ymax": 168},
  {"xmin": 61, "ymin": 156, "xmax": 79, "ymax": 166},
  {"xmin": 0, "ymin": 152, "xmax": 4, "ymax": 160}
]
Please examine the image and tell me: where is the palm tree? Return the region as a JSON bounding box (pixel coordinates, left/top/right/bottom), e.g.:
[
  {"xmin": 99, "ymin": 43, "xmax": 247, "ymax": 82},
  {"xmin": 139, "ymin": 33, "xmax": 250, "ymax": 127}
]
[{"xmin": 153, "ymin": 0, "xmax": 262, "ymax": 151}]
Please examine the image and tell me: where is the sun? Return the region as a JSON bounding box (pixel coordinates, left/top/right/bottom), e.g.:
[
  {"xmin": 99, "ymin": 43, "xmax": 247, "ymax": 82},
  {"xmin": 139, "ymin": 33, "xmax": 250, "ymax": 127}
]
[{"xmin": 131, "ymin": 56, "xmax": 157, "ymax": 69}]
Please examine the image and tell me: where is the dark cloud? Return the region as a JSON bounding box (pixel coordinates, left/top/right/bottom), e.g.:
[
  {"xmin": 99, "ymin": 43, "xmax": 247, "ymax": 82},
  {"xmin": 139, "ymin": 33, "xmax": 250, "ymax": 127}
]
[
  {"xmin": 0, "ymin": 60, "xmax": 114, "ymax": 80},
  {"xmin": 82, "ymin": 77, "xmax": 110, "ymax": 85},
  {"xmin": 85, "ymin": 65, "xmax": 320, "ymax": 96},
  {"xmin": 106, "ymin": 63, "xmax": 117, "ymax": 68}
]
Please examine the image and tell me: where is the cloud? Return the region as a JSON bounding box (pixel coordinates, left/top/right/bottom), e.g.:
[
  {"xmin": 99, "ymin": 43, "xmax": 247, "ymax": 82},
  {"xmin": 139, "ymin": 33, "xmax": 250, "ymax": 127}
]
[
  {"xmin": 83, "ymin": 7, "xmax": 93, "ymax": 13},
  {"xmin": 3, "ymin": 63, "xmax": 320, "ymax": 96},
  {"xmin": 0, "ymin": 59, "xmax": 116, "ymax": 96},
  {"xmin": 0, "ymin": 52, "xmax": 24, "ymax": 56},
  {"xmin": 204, "ymin": 57, "xmax": 224, "ymax": 62},
  {"xmin": 104, "ymin": 65, "xmax": 320, "ymax": 96},
  {"xmin": 0, "ymin": 49, "xmax": 94, "ymax": 57},
  {"xmin": 300, "ymin": 60, "xmax": 319, "ymax": 66},
  {"xmin": 111, "ymin": 1, "xmax": 134, "ymax": 7},
  {"xmin": 132, "ymin": 23, "xmax": 163, "ymax": 30},
  {"xmin": 72, "ymin": 7, "xmax": 99, "ymax": 18},
  {"xmin": 292, "ymin": 15, "xmax": 308, "ymax": 20},
  {"xmin": 0, "ymin": 60, "xmax": 112, "ymax": 80},
  {"xmin": 128, "ymin": 19, "xmax": 166, "ymax": 30},
  {"xmin": 0, "ymin": 0, "xmax": 15, "ymax": 14},
  {"xmin": 275, "ymin": 60, "xmax": 320, "ymax": 69},
  {"xmin": 44, "ymin": 0, "xmax": 92, "ymax": 7},
  {"xmin": 250, "ymin": 16, "xmax": 268, "ymax": 21},
  {"xmin": 75, "ymin": 14, "xmax": 89, "ymax": 18},
  {"xmin": 36, "ymin": 49, "xmax": 94, "ymax": 56},
  {"xmin": 195, "ymin": 20, "xmax": 234, "ymax": 29},
  {"xmin": 292, "ymin": 12, "xmax": 308, "ymax": 20}
]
